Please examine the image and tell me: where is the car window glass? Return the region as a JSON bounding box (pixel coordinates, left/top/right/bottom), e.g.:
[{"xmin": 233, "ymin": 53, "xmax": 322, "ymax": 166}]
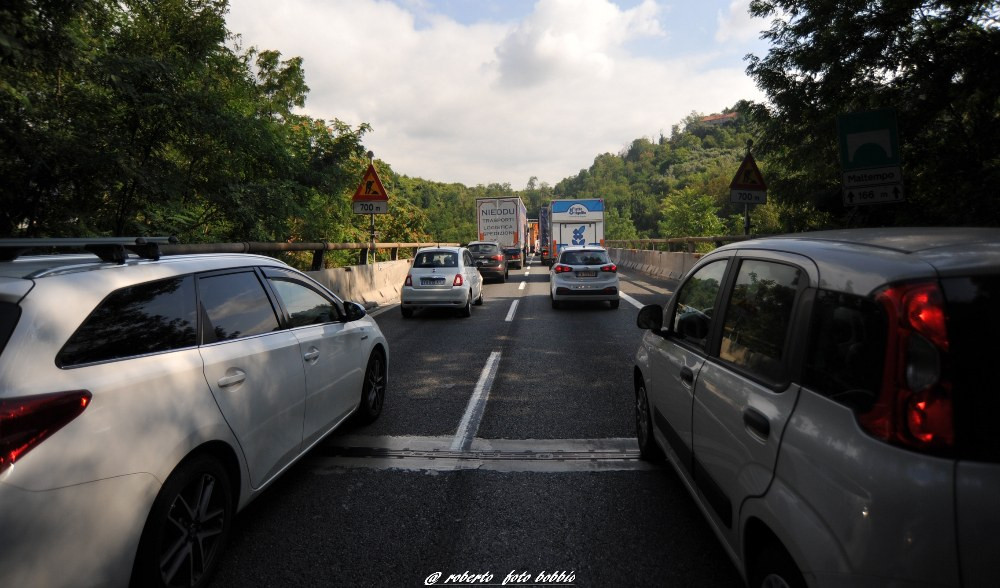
[
  {"xmin": 719, "ymin": 260, "xmax": 801, "ymax": 382},
  {"xmin": 468, "ymin": 244, "xmax": 497, "ymax": 254},
  {"xmin": 803, "ymin": 290, "xmax": 886, "ymax": 411},
  {"xmin": 563, "ymin": 251, "xmax": 609, "ymax": 265},
  {"xmin": 414, "ymin": 251, "xmax": 458, "ymax": 267},
  {"xmin": 268, "ymin": 279, "xmax": 340, "ymax": 328},
  {"xmin": 199, "ymin": 271, "xmax": 280, "ymax": 343},
  {"xmin": 0, "ymin": 301, "xmax": 20, "ymax": 357},
  {"xmin": 57, "ymin": 275, "xmax": 197, "ymax": 367},
  {"xmin": 671, "ymin": 260, "xmax": 728, "ymax": 352}
]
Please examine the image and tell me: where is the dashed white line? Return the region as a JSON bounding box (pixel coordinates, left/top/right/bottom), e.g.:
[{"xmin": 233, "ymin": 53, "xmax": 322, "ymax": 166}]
[
  {"xmin": 518, "ymin": 281, "xmax": 527, "ymax": 290},
  {"xmin": 505, "ymin": 300, "xmax": 519, "ymax": 322},
  {"xmin": 450, "ymin": 351, "xmax": 501, "ymax": 451},
  {"xmin": 620, "ymin": 292, "xmax": 644, "ymax": 309}
]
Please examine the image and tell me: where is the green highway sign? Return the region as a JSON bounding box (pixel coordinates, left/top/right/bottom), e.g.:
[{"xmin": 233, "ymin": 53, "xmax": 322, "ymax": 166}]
[{"xmin": 837, "ymin": 109, "xmax": 901, "ymax": 170}]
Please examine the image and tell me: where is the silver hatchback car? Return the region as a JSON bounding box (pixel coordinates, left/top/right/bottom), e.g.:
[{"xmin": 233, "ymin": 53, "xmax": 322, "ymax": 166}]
[
  {"xmin": 633, "ymin": 228, "xmax": 1000, "ymax": 587},
  {"xmin": 400, "ymin": 246, "xmax": 484, "ymax": 318},
  {"xmin": 0, "ymin": 240, "xmax": 389, "ymax": 588},
  {"xmin": 549, "ymin": 246, "xmax": 619, "ymax": 309}
]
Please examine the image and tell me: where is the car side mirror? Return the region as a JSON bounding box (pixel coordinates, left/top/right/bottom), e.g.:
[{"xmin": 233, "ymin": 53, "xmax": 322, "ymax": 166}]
[
  {"xmin": 344, "ymin": 301, "xmax": 367, "ymax": 321},
  {"xmin": 637, "ymin": 304, "xmax": 664, "ymax": 332}
]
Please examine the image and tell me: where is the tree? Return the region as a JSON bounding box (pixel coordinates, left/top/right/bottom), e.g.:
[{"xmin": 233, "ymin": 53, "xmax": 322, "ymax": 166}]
[
  {"xmin": 658, "ymin": 187, "xmax": 727, "ymax": 238},
  {"xmin": 744, "ymin": 0, "xmax": 1000, "ymax": 226}
]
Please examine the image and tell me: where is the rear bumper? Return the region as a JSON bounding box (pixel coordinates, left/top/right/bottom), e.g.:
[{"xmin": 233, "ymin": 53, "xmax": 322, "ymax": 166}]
[
  {"xmin": 401, "ymin": 286, "xmax": 469, "ymax": 306},
  {"xmin": 0, "ymin": 473, "xmax": 159, "ymax": 588},
  {"xmin": 552, "ymin": 285, "xmax": 618, "ymax": 301}
]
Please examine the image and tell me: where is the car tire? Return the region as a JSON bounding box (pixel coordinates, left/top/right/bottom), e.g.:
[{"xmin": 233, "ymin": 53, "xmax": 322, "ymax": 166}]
[
  {"xmin": 131, "ymin": 454, "xmax": 232, "ymax": 588},
  {"xmin": 354, "ymin": 351, "xmax": 386, "ymax": 424},
  {"xmin": 500, "ymin": 271, "xmax": 506, "ymax": 283},
  {"xmin": 551, "ymin": 296, "xmax": 560, "ymax": 310},
  {"xmin": 748, "ymin": 540, "xmax": 806, "ymax": 588},
  {"xmin": 635, "ymin": 381, "xmax": 663, "ymax": 462},
  {"xmin": 460, "ymin": 293, "xmax": 472, "ymax": 317},
  {"xmin": 475, "ymin": 287, "xmax": 484, "ymax": 306},
  {"xmin": 401, "ymin": 306, "xmax": 413, "ymax": 318},
  {"xmin": 610, "ymin": 299, "xmax": 620, "ymax": 309}
]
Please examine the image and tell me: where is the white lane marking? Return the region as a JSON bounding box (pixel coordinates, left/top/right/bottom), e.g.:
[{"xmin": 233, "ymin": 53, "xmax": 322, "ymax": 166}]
[
  {"xmin": 620, "ymin": 292, "xmax": 644, "ymax": 309},
  {"xmin": 505, "ymin": 300, "xmax": 519, "ymax": 322},
  {"xmin": 518, "ymin": 281, "xmax": 526, "ymax": 290},
  {"xmin": 451, "ymin": 351, "xmax": 501, "ymax": 451},
  {"xmin": 311, "ymin": 436, "xmax": 655, "ymax": 473}
]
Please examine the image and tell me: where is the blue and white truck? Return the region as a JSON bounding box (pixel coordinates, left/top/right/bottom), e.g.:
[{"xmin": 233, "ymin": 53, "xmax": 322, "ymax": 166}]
[{"xmin": 548, "ymin": 198, "xmax": 605, "ymax": 258}]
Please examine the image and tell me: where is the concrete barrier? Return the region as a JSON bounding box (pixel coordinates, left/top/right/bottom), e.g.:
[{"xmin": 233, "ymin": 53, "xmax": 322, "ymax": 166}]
[
  {"xmin": 608, "ymin": 248, "xmax": 700, "ymax": 280},
  {"xmin": 307, "ymin": 259, "xmax": 411, "ymax": 308}
]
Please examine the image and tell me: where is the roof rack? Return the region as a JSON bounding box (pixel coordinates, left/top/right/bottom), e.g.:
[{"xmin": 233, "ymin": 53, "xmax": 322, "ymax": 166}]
[{"xmin": 0, "ymin": 236, "xmax": 180, "ymax": 264}]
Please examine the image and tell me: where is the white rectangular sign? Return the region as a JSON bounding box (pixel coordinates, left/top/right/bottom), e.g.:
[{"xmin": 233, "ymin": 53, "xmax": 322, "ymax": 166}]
[
  {"xmin": 730, "ymin": 189, "xmax": 767, "ymax": 204},
  {"xmin": 843, "ymin": 184, "xmax": 905, "ymax": 206},
  {"xmin": 353, "ymin": 200, "xmax": 389, "ymax": 214},
  {"xmin": 842, "ymin": 166, "xmax": 903, "ymax": 189}
]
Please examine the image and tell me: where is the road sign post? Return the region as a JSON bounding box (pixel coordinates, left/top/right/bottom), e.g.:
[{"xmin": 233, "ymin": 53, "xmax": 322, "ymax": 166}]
[
  {"xmin": 352, "ymin": 153, "xmax": 390, "ymax": 264},
  {"xmin": 730, "ymin": 141, "xmax": 767, "ymax": 235}
]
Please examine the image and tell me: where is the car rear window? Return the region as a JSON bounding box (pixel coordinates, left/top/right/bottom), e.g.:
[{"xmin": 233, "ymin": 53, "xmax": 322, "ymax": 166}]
[
  {"xmin": 561, "ymin": 251, "xmax": 609, "ymax": 265},
  {"xmin": 467, "ymin": 244, "xmax": 498, "ymax": 254},
  {"xmin": 414, "ymin": 251, "xmax": 458, "ymax": 267},
  {"xmin": 57, "ymin": 276, "xmax": 197, "ymax": 367},
  {"xmin": 942, "ymin": 275, "xmax": 1000, "ymax": 462}
]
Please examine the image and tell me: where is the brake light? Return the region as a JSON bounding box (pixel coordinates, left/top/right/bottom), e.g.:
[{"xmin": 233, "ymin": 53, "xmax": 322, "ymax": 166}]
[
  {"xmin": 453, "ymin": 274, "xmax": 464, "ymax": 286},
  {"xmin": 601, "ymin": 264, "xmax": 617, "ymax": 273},
  {"xmin": 492, "ymin": 255, "xmax": 504, "ymax": 262},
  {"xmin": 554, "ymin": 264, "xmax": 573, "ymax": 273},
  {"xmin": 1, "ymin": 391, "xmax": 92, "ymax": 474},
  {"xmin": 858, "ymin": 282, "xmax": 953, "ymax": 452},
  {"xmin": 404, "ymin": 274, "xmax": 412, "ymax": 286}
]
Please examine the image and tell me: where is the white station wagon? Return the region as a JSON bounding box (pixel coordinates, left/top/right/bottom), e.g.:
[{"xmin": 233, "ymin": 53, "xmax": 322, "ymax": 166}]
[{"xmin": 0, "ymin": 239, "xmax": 389, "ymax": 588}]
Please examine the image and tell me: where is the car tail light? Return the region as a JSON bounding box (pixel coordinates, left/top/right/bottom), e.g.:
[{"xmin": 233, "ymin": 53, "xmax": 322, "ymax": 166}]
[
  {"xmin": 601, "ymin": 264, "xmax": 617, "ymax": 273},
  {"xmin": 404, "ymin": 274, "xmax": 412, "ymax": 286},
  {"xmin": 453, "ymin": 274, "xmax": 464, "ymax": 286},
  {"xmin": 858, "ymin": 282, "xmax": 954, "ymax": 452},
  {"xmin": 1, "ymin": 390, "xmax": 92, "ymax": 474},
  {"xmin": 554, "ymin": 264, "xmax": 573, "ymax": 273},
  {"xmin": 492, "ymin": 255, "xmax": 504, "ymax": 262}
]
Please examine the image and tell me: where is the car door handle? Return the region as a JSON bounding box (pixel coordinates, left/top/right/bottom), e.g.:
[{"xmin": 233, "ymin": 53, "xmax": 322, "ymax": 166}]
[
  {"xmin": 743, "ymin": 408, "xmax": 770, "ymax": 439},
  {"xmin": 303, "ymin": 348, "xmax": 320, "ymax": 362},
  {"xmin": 680, "ymin": 366, "xmax": 694, "ymax": 386},
  {"xmin": 217, "ymin": 370, "xmax": 246, "ymax": 388}
]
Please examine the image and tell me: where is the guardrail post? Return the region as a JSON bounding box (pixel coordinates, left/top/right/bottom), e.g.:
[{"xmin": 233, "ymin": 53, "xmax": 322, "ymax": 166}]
[
  {"xmin": 359, "ymin": 247, "xmax": 369, "ymax": 265},
  {"xmin": 311, "ymin": 247, "xmax": 325, "ymax": 271},
  {"xmin": 391, "ymin": 247, "xmax": 399, "ymax": 260}
]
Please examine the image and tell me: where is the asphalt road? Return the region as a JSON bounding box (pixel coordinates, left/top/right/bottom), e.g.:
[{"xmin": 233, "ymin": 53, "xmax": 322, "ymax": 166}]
[{"xmin": 210, "ymin": 255, "xmax": 743, "ymax": 588}]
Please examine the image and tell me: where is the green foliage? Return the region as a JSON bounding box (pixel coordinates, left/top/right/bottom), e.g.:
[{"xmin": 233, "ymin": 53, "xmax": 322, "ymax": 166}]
[{"xmin": 745, "ymin": 0, "xmax": 1000, "ymax": 227}]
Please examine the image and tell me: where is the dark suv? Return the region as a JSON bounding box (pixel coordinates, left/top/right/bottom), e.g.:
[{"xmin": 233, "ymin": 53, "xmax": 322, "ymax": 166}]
[
  {"xmin": 467, "ymin": 241, "xmax": 508, "ymax": 282},
  {"xmin": 633, "ymin": 228, "xmax": 1000, "ymax": 588}
]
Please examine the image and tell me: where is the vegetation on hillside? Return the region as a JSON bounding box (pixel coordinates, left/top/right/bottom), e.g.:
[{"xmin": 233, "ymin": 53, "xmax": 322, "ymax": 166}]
[{"xmin": 2, "ymin": 1, "xmax": 997, "ymax": 260}]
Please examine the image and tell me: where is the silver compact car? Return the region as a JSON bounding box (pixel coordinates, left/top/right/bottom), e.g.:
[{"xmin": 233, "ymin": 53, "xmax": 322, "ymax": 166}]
[
  {"xmin": 0, "ymin": 240, "xmax": 389, "ymax": 588},
  {"xmin": 400, "ymin": 246, "xmax": 483, "ymax": 318},
  {"xmin": 549, "ymin": 246, "xmax": 619, "ymax": 309},
  {"xmin": 633, "ymin": 228, "xmax": 1000, "ymax": 588}
]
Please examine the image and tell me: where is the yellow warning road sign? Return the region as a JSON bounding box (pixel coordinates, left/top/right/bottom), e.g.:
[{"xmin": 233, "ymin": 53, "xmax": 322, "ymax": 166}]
[
  {"xmin": 352, "ymin": 164, "xmax": 389, "ymax": 201},
  {"xmin": 729, "ymin": 153, "xmax": 767, "ymax": 190}
]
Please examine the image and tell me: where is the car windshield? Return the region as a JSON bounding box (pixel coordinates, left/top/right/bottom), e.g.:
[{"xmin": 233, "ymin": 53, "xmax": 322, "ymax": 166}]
[
  {"xmin": 413, "ymin": 252, "xmax": 458, "ymax": 267},
  {"xmin": 561, "ymin": 251, "xmax": 609, "ymax": 265},
  {"xmin": 468, "ymin": 244, "xmax": 498, "ymax": 254}
]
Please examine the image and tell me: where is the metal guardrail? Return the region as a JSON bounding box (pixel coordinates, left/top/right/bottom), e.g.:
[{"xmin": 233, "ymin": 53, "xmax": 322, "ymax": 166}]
[
  {"xmin": 0, "ymin": 238, "xmax": 459, "ymax": 270},
  {"xmin": 158, "ymin": 241, "xmax": 460, "ymax": 270},
  {"xmin": 605, "ymin": 235, "xmax": 756, "ymax": 252}
]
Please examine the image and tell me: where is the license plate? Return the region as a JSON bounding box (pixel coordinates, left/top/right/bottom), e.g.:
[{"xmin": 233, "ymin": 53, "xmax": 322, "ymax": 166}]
[
  {"xmin": 576, "ymin": 271, "xmax": 597, "ymax": 277},
  {"xmin": 421, "ymin": 277, "xmax": 445, "ymax": 285}
]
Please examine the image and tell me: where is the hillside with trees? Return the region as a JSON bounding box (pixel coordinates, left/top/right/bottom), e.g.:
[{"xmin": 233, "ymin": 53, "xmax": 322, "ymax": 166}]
[{"xmin": 3, "ymin": 1, "xmax": 997, "ymax": 262}]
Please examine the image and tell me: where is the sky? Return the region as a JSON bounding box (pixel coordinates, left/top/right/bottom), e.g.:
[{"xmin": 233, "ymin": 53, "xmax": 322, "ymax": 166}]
[{"xmin": 225, "ymin": 0, "xmax": 774, "ymax": 188}]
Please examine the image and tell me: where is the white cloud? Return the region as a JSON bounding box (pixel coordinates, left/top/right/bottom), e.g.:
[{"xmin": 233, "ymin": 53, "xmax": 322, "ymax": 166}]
[
  {"xmin": 226, "ymin": 0, "xmax": 765, "ymax": 187},
  {"xmin": 715, "ymin": 0, "xmax": 768, "ymax": 43}
]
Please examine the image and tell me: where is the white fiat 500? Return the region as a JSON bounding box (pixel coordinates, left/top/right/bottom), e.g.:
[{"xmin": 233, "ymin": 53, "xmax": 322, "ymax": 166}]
[
  {"xmin": 0, "ymin": 239, "xmax": 389, "ymax": 588},
  {"xmin": 400, "ymin": 246, "xmax": 483, "ymax": 318}
]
